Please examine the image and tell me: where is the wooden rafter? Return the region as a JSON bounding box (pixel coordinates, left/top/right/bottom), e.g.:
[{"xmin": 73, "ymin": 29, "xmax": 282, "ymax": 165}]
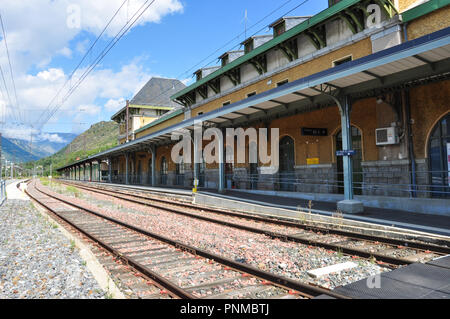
[
  {"xmin": 249, "ymin": 55, "xmax": 267, "ymax": 75},
  {"xmin": 374, "ymin": 0, "xmax": 398, "ymax": 18},
  {"xmin": 197, "ymin": 85, "xmax": 208, "ymax": 99},
  {"xmin": 279, "ymin": 39, "xmax": 298, "ymax": 62},
  {"xmin": 207, "ymin": 78, "xmax": 220, "ymax": 94},
  {"xmin": 224, "ymin": 68, "xmax": 241, "ymax": 86},
  {"xmin": 305, "ymin": 26, "xmax": 326, "ymax": 50}
]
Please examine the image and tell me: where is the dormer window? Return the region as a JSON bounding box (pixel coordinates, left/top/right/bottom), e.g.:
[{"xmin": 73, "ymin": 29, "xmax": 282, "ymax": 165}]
[
  {"xmin": 219, "ymin": 51, "xmax": 244, "ymax": 67},
  {"xmin": 270, "ymin": 17, "xmax": 310, "ymax": 38},
  {"xmin": 244, "ymin": 40, "xmax": 254, "ymax": 54},
  {"xmin": 274, "ymin": 22, "xmax": 286, "ymax": 37},
  {"xmin": 195, "ymin": 71, "xmax": 202, "ymax": 81},
  {"xmin": 328, "ymin": 0, "xmax": 342, "ymax": 7},
  {"xmin": 222, "ymin": 55, "xmax": 229, "ymax": 67}
]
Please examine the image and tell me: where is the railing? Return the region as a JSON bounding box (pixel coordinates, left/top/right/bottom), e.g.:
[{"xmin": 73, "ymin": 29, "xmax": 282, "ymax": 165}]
[
  {"xmin": 64, "ymin": 169, "xmax": 450, "ymax": 199},
  {"xmin": 0, "ymin": 180, "xmax": 6, "ymax": 206},
  {"xmin": 230, "ymin": 170, "xmax": 450, "ymax": 199}
]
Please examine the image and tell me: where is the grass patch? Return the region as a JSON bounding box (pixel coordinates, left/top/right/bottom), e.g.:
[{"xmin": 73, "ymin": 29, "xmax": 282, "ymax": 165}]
[
  {"xmin": 66, "ymin": 186, "xmax": 82, "ymax": 198},
  {"xmin": 40, "ymin": 178, "xmax": 50, "ymax": 186}
]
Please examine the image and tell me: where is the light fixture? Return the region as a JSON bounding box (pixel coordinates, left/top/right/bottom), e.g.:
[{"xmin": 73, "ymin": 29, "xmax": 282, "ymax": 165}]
[{"xmin": 376, "ymin": 96, "xmax": 385, "ymax": 105}]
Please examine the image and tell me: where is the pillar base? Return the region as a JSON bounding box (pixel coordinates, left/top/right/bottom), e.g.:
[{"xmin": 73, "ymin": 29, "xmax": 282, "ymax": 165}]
[{"xmin": 337, "ymin": 200, "xmax": 364, "ymax": 214}]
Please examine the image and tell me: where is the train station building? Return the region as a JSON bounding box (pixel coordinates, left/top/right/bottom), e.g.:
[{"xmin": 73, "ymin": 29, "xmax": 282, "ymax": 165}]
[{"xmin": 58, "ymin": 0, "xmax": 450, "ymax": 216}]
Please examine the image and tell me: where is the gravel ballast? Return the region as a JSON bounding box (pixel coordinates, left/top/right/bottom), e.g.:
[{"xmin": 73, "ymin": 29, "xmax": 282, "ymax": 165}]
[
  {"xmin": 47, "ymin": 182, "xmax": 390, "ymax": 290},
  {"xmin": 0, "ymin": 198, "xmax": 106, "ymax": 299}
]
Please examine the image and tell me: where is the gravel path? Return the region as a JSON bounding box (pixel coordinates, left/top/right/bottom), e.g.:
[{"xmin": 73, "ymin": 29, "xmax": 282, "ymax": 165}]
[{"xmin": 0, "ymin": 198, "xmax": 106, "ymax": 299}]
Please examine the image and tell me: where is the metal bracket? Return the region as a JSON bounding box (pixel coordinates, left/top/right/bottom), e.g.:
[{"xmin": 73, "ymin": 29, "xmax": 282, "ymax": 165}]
[
  {"xmin": 207, "ymin": 78, "xmax": 221, "ymax": 94},
  {"xmin": 224, "ymin": 68, "xmax": 241, "ymax": 86},
  {"xmin": 249, "ymin": 55, "xmax": 267, "ymax": 75}
]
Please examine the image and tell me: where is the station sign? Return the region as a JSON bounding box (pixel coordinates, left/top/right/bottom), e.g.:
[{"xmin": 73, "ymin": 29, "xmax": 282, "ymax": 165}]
[
  {"xmin": 307, "ymin": 158, "xmax": 320, "ymax": 165},
  {"xmin": 301, "ymin": 128, "xmax": 328, "ymax": 136},
  {"xmin": 336, "ymin": 150, "xmax": 357, "ymax": 157}
]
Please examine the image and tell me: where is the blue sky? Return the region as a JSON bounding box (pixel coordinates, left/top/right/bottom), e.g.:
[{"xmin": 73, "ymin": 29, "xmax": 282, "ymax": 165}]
[{"xmin": 0, "ymin": 0, "xmax": 329, "ymax": 142}]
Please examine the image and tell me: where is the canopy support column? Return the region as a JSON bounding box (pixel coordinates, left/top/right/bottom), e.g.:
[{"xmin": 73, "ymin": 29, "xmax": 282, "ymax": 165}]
[
  {"xmin": 218, "ymin": 128, "xmax": 225, "ymax": 193},
  {"xmin": 336, "ymin": 95, "xmax": 363, "ymax": 214},
  {"xmin": 108, "ymin": 158, "xmax": 112, "ymax": 183},
  {"xmin": 150, "ymin": 146, "xmax": 156, "ymax": 187},
  {"xmin": 125, "ymin": 153, "xmax": 129, "ymax": 185}
]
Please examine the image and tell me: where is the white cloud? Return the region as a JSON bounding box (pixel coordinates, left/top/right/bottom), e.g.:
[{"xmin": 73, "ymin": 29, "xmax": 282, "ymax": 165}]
[
  {"xmin": 0, "ymin": 0, "xmax": 183, "ymax": 136},
  {"xmin": 57, "ymin": 47, "xmax": 72, "ymax": 59},
  {"xmin": 38, "ymin": 133, "xmax": 67, "ymax": 144},
  {"xmin": 75, "ymin": 39, "xmax": 90, "ymax": 55},
  {"xmin": 7, "ymin": 62, "xmax": 152, "ymax": 129},
  {"xmin": 105, "ymin": 98, "xmax": 126, "ymax": 112},
  {"xmin": 0, "ymin": 0, "xmax": 183, "ymax": 73},
  {"xmin": 1, "ymin": 124, "xmax": 38, "ymax": 141}
]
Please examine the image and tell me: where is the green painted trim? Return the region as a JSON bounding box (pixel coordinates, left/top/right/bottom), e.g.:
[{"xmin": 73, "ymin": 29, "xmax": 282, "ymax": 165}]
[
  {"xmin": 172, "ymin": 0, "xmax": 371, "ymax": 100},
  {"xmin": 134, "ymin": 109, "xmax": 184, "ymax": 134},
  {"xmin": 402, "ymin": 0, "xmax": 450, "ymax": 22}
]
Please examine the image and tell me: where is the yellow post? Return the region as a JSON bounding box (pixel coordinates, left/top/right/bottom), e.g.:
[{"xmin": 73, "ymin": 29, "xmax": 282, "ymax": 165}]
[{"xmin": 192, "ymin": 179, "xmax": 198, "ymax": 193}]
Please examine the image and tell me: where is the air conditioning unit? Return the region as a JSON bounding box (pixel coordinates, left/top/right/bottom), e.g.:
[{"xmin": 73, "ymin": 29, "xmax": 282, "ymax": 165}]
[{"xmin": 376, "ymin": 127, "xmax": 399, "ymax": 146}]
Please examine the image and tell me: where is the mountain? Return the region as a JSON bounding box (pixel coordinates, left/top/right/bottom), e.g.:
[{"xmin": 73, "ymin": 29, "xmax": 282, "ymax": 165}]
[
  {"xmin": 1, "ymin": 136, "xmax": 39, "ymax": 163},
  {"xmin": 24, "ymin": 121, "xmax": 119, "ymax": 175},
  {"xmin": 8, "ymin": 132, "xmax": 77, "ymax": 159}
]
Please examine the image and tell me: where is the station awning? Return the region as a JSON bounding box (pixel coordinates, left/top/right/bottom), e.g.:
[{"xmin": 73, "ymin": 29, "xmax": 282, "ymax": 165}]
[{"xmin": 58, "ymin": 26, "xmax": 450, "ymax": 171}]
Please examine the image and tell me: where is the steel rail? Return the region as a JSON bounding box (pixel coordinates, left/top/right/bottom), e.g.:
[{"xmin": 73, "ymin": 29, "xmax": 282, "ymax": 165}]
[
  {"xmin": 24, "ymin": 182, "xmax": 194, "ymax": 299},
  {"xmin": 60, "ymin": 180, "xmax": 450, "ymax": 261},
  {"xmin": 31, "ymin": 181, "xmax": 351, "ymax": 299}
]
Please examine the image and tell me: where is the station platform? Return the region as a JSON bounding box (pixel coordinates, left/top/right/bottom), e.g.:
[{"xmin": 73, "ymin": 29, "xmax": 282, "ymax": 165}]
[
  {"xmin": 317, "ymin": 255, "xmax": 450, "ymax": 299},
  {"xmin": 61, "ymin": 179, "xmax": 450, "ymax": 237},
  {"xmin": 78, "ymin": 181, "xmax": 192, "ymax": 196},
  {"xmin": 5, "ymin": 179, "xmax": 29, "ymax": 201},
  {"xmin": 199, "ymin": 190, "xmax": 450, "ymax": 237}
]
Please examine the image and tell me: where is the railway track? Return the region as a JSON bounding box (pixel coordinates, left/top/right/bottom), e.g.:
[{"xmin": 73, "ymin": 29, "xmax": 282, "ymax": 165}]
[
  {"xmin": 25, "ymin": 180, "xmax": 350, "ymax": 299},
  {"xmin": 58, "ymin": 180, "xmax": 450, "ymax": 267}
]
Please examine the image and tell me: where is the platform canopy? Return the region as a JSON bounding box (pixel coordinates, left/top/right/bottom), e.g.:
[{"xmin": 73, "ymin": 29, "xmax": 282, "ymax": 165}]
[{"xmin": 58, "ymin": 27, "xmax": 450, "ymax": 171}]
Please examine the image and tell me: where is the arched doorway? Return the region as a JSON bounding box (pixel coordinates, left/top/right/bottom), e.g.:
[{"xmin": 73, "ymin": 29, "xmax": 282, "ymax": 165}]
[
  {"xmin": 336, "ymin": 126, "xmax": 363, "ymax": 195},
  {"xmin": 249, "ymin": 141, "xmax": 258, "ymax": 189},
  {"xmin": 175, "ymin": 159, "xmax": 185, "ymax": 186},
  {"xmin": 279, "ymin": 136, "xmax": 295, "ymax": 191},
  {"xmin": 137, "ymin": 160, "xmax": 142, "ymax": 185},
  {"xmin": 160, "ymin": 157, "xmax": 168, "ymax": 185},
  {"xmin": 225, "ymin": 145, "xmax": 234, "ymax": 189},
  {"xmin": 196, "ymin": 157, "xmax": 206, "ymax": 188},
  {"xmin": 429, "ymin": 113, "xmax": 450, "ymax": 198}
]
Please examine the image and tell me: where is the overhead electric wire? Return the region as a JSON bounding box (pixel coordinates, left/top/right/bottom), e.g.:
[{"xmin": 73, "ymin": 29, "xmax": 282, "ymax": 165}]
[
  {"xmin": 0, "ymin": 64, "xmax": 15, "ymax": 122},
  {"xmin": 0, "ymin": 11, "xmax": 22, "ymax": 124},
  {"xmin": 37, "ymin": 0, "xmax": 157, "ymax": 131},
  {"xmin": 178, "ymin": 0, "xmax": 296, "ymax": 81},
  {"xmin": 37, "ymin": 0, "xmax": 311, "ymax": 133},
  {"xmin": 200, "ymin": 0, "xmax": 311, "ymax": 70},
  {"xmin": 37, "ymin": 0, "xmax": 129, "ymax": 128},
  {"xmin": 127, "ymin": 0, "xmax": 311, "ymax": 109}
]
